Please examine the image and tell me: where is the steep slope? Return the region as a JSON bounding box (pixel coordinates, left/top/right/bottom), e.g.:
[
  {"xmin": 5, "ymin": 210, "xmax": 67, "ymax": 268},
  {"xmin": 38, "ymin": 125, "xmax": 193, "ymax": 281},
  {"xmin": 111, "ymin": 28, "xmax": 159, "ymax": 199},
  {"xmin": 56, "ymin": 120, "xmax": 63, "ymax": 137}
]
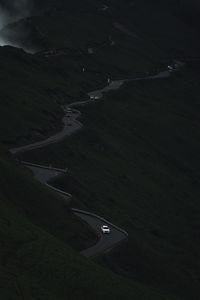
[
  {"xmin": 0, "ymin": 0, "xmax": 200, "ymax": 299},
  {"xmin": 22, "ymin": 67, "xmax": 200, "ymax": 300},
  {"xmin": 0, "ymin": 151, "xmax": 175, "ymax": 300}
]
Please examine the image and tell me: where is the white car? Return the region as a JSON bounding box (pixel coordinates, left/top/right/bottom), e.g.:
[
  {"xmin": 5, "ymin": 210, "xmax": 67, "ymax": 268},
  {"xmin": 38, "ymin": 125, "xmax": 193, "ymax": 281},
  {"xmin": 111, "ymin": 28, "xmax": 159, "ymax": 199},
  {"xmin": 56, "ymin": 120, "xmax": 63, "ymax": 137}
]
[
  {"xmin": 90, "ymin": 95, "xmax": 100, "ymax": 100},
  {"xmin": 101, "ymin": 225, "xmax": 111, "ymax": 234}
]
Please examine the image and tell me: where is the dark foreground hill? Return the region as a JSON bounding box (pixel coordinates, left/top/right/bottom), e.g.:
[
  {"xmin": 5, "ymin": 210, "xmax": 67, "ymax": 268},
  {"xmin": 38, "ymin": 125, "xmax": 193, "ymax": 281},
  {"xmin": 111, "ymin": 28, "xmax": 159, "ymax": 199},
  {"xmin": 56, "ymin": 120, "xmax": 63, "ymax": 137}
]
[{"xmin": 0, "ymin": 1, "xmax": 200, "ymax": 299}]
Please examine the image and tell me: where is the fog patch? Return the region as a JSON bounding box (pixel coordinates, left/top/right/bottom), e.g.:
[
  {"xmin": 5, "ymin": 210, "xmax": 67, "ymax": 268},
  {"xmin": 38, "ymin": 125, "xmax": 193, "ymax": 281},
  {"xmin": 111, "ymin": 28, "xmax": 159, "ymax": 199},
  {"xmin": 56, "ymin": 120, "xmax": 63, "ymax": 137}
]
[{"xmin": 0, "ymin": 0, "xmax": 33, "ymax": 49}]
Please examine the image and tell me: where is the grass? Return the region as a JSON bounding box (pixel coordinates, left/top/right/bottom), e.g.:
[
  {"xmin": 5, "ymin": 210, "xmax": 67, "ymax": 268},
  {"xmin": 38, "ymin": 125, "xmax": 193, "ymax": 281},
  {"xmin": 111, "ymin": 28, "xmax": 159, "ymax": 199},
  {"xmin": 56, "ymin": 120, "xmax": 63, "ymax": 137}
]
[
  {"xmin": 0, "ymin": 46, "xmax": 64, "ymax": 143},
  {"xmin": 21, "ymin": 67, "xmax": 200, "ymax": 300},
  {"xmin": 1, "ymin": 1, "xmax": 200, "ymax": 298},
  {"xmin": 1, "ymin": 0, "xmax": 199, "ymax": 147},
  {"xmin": 0, "ymin": 149, "xmax": 96, "ymax": 251},
  {"xmin": 0, "ymin": 153, "xmax": 176, "ymax": 300}
]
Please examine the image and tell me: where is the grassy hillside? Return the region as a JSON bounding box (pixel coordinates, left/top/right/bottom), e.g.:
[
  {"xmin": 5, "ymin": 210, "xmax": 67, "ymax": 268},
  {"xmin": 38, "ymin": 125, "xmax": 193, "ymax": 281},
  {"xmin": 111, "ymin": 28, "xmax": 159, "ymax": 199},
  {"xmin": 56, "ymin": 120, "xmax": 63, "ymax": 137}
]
[
  {"xmin": 0, "ymin": 46, "xmax": 64, "ymax": 144},
  {"xmin": 1, "ymin": 0, "xmax": 200, "ymax": 299},
  {"xmin": 1, "ymin": 0, "xmax": 199, "ymax": 146},
  {"xmin": 0, "ymin": 148, "xmax": 97, "ymax": 251},
  {"xmin": 22, "ymin": 67, "xmax": 200, "ymax": 300},
  {"xmin": 0, "ymin": 150, "xmax": 176, "ymax": 300}
]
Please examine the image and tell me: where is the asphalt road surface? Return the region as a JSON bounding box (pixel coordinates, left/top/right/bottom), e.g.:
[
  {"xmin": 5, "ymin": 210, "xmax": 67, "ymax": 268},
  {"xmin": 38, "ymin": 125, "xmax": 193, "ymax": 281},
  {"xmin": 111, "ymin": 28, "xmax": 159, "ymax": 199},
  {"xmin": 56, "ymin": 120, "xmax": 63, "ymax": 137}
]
[
  {"xmin": 88, "ymin": 70, "xmax": 170, "ymax": 99},
  {"xmin": 10, "ymin": 70, "xmax": 170, "ymax": 156},
  {"xmin": 10, "ymin": 69, "xmax": 172, "ymax": 257},
  {"xmin": 25, "ymin": 165, "xmax": 64, "ymax": 184},
  {"xmin": 24, "ymin": 164, "xmax": 128, "ymax": 257},
  {"xmin": 10, "ymin": 109, "xmax": 82, "ymax": 155},
  {"xmin": 73, "ymin": 211, "xmax": 127, "ymax": 257}
]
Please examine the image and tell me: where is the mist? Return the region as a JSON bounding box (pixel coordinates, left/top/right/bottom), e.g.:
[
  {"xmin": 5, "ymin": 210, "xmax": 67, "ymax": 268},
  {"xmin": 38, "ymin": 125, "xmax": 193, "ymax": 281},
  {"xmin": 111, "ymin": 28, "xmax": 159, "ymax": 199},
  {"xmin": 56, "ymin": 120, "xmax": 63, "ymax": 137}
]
[{"xmin": 0, "ymin": 0, "xmax": 32, "ymax": 47}]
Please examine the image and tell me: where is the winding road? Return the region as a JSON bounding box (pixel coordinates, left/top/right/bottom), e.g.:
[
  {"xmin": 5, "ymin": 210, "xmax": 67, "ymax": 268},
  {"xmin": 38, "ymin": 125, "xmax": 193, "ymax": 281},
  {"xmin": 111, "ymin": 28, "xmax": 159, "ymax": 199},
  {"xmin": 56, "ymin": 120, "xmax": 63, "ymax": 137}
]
[
  {"xmin": 10, "ymin": 109, "xmax": 83, "ymax": 155},
  {"xmin": 10, "ymin": 69, "xmax": 171, "ymax": 257},
  {"xmin": 10, "ymin": 70, "xmax": 170, "ymax": 155},
  {"xmin": 21, "ymin": 162, "xmax": 128, "ymax": 257}
]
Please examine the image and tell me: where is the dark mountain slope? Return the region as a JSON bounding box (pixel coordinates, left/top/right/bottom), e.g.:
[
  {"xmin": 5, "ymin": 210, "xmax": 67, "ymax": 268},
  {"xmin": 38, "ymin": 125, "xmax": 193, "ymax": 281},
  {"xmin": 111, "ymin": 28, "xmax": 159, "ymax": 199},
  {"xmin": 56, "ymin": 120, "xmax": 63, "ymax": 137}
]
[
  {"xmin": 0, "ymin": 1, "xmax": 200, "ymax": 299},
  {"xmin": 22, "ymin": 67, "xmax": 200, "ymax": 300},
  {"xmin": 0, "ymin": 149, "xmax": 174, "ymax": 300}
]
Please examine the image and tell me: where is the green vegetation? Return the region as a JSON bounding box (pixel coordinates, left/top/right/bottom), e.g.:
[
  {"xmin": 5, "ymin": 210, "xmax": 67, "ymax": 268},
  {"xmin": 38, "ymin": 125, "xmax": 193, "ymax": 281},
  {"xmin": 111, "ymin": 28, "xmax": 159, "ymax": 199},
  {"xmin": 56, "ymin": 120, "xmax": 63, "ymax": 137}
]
[
  {"xmin": 0, "ymin": 149, "xmax": 96, "ymax": 250},
  {"xmin": 0, "ymin": 47, "xmax": 60, "ymax": 143},
  {"xmin": 0, "ymin": 152, "xmax": 175, "ymax": 300},
  {"xmin": 22, "ymin": 68, "xmax": 200, "ymax": 299},
  {"xmin": 1, "ymin": 0, "xmax": 200, "ymax": 299}
]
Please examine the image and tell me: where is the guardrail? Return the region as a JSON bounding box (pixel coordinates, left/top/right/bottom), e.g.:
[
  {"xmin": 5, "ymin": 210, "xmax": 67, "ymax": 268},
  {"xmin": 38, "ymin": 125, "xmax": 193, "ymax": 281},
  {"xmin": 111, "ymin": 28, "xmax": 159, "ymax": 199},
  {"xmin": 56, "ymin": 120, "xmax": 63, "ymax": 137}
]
[
  {"xmin": 23, "ymin": 161, "xmax": 128, "ymax": 238},
  {"xmin": 45, "ymin": 183, "xmax": 72, "ymax": 198},
  {"xmin": 21, "ymin": 161, "xmax": 68, "ymax": 173},
  {"xmin": 21, "ymin": 161, "xmax": 71, "ymax": 198},
  {"xmin": 72, "ymin": 208, "xmax": 128, "ymax": 237},
  {"xmin": 68, "ymin": 100, "xmax": 92, "ymax": 108}
]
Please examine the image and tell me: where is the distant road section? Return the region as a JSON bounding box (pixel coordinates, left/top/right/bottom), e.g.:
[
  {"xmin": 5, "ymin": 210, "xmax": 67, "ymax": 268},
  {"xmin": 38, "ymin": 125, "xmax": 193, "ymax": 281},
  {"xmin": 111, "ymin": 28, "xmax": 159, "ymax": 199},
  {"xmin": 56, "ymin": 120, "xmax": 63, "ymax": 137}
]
[
  {"xmin": 10, "ymin": 70, "xmax": 170, "ymax": 156},
  {"xmin": 88, "ymin": 70, "xmax": 170, "ymax": 99},
  {"xmin": 10, "ymin": 110, "xmax": 82, "ymax": 155}
]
